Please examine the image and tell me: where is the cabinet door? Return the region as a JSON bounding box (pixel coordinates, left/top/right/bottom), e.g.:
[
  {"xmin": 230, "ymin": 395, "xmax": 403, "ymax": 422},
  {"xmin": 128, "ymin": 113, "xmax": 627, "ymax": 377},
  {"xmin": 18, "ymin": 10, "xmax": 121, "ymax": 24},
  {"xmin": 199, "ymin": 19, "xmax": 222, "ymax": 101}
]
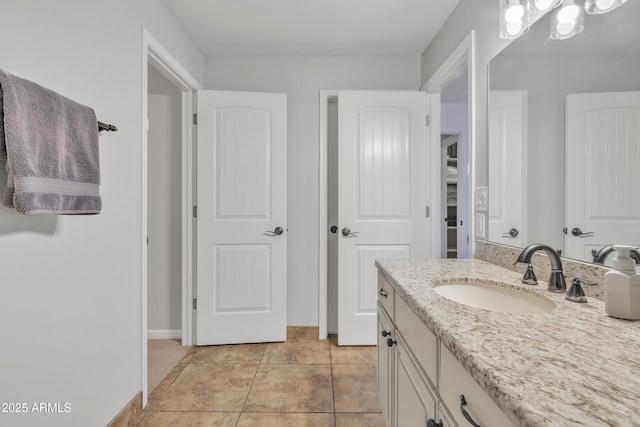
[
  {"xmin": 440, "ymin": 345, "xmax": 516, "ymax": 427},
  {"xmin": 395, "ymin": 334, "xmax": 437, "ymax": 427},
  {"xmin": 377, "ymin": 303, "xmax": 394, "ymax": 426}
]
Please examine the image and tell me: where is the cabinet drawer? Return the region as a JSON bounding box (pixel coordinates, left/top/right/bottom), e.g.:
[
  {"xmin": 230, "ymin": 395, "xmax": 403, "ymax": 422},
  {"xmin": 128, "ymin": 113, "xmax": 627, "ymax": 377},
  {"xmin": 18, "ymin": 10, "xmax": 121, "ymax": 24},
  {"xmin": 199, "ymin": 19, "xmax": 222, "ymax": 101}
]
[
  {"xmin": 377, "ymin": 272, "xmax": 395, "ymax": 318},
  {"xmin": 395, "ymin": 296, "xmax": 437, "ymax": 384},
  {"xmin": 440, "ymin": 345, "xmax": 516, "ymax": 427}
]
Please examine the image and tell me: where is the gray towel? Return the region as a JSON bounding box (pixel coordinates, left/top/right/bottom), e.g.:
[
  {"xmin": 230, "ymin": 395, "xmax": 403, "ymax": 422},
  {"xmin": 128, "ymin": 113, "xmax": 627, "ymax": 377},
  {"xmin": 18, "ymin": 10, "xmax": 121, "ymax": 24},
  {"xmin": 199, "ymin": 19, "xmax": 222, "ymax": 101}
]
[{"xmin": 0, "ymin": 69, "xmax": 101, "ymax": 214}]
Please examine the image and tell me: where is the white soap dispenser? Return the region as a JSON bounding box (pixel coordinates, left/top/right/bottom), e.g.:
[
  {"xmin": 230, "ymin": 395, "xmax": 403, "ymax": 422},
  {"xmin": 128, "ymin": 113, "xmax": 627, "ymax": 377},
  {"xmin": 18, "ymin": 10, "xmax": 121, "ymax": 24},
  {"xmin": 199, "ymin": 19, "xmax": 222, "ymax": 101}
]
[{"xmin": 605, "ymin": 245, "xmax": 640, "ymax": 320}]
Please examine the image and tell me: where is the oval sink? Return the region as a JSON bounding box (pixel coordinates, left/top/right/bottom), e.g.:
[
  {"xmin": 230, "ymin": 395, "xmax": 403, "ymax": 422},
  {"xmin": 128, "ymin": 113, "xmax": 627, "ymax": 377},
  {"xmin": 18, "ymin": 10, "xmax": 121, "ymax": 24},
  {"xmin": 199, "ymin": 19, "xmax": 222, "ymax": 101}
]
[{"xmin": 433, "ymin": 281, "xmax": 556, "ymax": 314}]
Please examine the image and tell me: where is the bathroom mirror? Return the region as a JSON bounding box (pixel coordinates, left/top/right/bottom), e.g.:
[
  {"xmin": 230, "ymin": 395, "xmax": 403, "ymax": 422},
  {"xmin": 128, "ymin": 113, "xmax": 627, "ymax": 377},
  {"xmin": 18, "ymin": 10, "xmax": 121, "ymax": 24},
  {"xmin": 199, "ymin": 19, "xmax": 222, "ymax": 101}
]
[{"xmin": 487, "ymin": 1, "xmax": 640, "ymax": 265}]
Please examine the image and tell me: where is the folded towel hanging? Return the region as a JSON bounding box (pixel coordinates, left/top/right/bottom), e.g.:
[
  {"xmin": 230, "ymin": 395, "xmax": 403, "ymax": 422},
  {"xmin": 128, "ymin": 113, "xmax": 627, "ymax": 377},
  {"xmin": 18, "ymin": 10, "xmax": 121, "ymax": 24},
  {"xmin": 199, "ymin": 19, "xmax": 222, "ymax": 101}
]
[{"xmin": 0, "ymin": 69, "xmax": 104, "ymax": 215}]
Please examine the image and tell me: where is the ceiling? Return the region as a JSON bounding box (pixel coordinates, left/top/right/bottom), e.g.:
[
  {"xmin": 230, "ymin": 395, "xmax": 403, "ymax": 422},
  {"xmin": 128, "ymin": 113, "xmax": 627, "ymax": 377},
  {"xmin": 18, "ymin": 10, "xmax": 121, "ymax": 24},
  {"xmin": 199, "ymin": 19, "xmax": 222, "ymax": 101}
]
[{"xmin": 162, "ymin": 0, "xmax": 460, "ymax": 56}]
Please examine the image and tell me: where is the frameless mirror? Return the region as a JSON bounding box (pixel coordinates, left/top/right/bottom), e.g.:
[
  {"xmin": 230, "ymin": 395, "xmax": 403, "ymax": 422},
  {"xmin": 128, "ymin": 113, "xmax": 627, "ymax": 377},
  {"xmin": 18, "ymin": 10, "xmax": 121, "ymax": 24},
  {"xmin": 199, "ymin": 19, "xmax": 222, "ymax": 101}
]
[{"xmin": 487, "ymin": 1, "xmax": 640, "ymax": 265}]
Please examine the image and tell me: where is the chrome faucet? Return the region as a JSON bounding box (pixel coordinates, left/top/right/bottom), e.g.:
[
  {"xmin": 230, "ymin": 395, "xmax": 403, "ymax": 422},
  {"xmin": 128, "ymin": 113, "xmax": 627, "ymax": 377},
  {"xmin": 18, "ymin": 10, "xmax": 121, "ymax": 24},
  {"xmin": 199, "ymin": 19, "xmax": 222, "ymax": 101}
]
[
  {"xmin": 516, "ymin": 244, "xmax": 566, "ymax": 293},
  {"xmin": 592, "ymin": 245, "xmax": 640, "ymax": 265}
]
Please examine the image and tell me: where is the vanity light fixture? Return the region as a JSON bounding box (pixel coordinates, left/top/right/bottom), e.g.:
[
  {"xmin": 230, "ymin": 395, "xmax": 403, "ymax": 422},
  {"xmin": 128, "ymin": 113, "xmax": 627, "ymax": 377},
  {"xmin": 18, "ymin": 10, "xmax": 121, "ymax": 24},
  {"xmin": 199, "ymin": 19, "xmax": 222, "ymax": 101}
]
[
  {"xmin": 499, "ymin": 0, "xmax": 627, "ymax": 40},
  {"xmin": 550, "ymin": 0, "xmax": 584, "ymax": 39},
  {"xmin": 499, "ymin": 0, "xmax": 531, "ymax": 39}
]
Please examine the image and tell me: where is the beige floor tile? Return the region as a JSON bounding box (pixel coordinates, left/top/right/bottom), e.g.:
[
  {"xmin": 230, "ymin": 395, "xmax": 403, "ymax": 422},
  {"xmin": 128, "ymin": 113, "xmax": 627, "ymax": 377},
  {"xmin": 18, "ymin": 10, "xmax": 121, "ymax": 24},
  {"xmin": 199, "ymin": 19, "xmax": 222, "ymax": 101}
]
[
  {"xmin": 262, "ymin": 339, "xmax": 331, "ymax": 364},
  {"xmin": 149, "ymin": 363, "xmax": 188, "ymax": 396},
  {"xmin": 287, "ymin": 326, "xmax": 320, "ymax": 340},
  {"xmin": 148, "ymin": 340, "xmax": 192, "ymax": 393},
  {"xmin": 136, "ymin": 411, "xmax": 239, "ymax": 427},
  {"xmin": 332, "ymin": 365, "xmax": 382, "ymax": 413},
  {"xmin": 237, "ymin": 412, "xmax": 335, "ymax": 427},
  {"xmin": 188, "ymin": 343, "xmax": 267, "ymax": 364},
  {"xmin": 146, "ymin": 363, "xmax": 258, "ymax": 412},
  {"xmin": 244, "ymin": 365, "xmax": 334, "ymax": 412},
  {"xmin": 329, "ymin": 338, "xmax": 376, "ymax": 365},
  {"xmin": 335, "ymin": 412, "xmax": 386, "ymax": 427}
]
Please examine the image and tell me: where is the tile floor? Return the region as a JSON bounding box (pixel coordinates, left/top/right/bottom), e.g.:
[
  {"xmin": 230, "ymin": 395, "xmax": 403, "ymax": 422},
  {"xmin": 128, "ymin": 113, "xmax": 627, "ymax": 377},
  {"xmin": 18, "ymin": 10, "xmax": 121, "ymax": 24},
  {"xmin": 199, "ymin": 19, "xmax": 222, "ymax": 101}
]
[{"xmin": 136, "ymin": 328, "xmax": 385, "ymax": 426}]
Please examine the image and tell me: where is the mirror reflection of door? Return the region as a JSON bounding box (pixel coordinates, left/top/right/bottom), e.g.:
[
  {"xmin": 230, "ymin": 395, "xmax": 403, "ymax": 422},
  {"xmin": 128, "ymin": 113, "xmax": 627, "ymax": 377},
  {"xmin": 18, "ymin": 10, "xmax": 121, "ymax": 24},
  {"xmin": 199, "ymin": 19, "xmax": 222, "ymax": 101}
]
[
  {"xmin": 565, "ymin": 91, "xmax": 640, "ymax": 264},
  {"xmin": 488, "ymin": 90, "xmax": 527, "ymax": 248}
]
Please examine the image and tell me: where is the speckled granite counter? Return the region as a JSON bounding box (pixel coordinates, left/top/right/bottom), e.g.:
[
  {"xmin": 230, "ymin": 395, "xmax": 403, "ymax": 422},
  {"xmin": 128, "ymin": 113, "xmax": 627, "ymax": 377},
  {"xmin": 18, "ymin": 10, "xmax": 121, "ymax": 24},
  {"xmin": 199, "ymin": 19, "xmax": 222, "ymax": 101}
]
[{"xmin": 375, "ymin": 258, "xmax": 640, "ymax": 427}]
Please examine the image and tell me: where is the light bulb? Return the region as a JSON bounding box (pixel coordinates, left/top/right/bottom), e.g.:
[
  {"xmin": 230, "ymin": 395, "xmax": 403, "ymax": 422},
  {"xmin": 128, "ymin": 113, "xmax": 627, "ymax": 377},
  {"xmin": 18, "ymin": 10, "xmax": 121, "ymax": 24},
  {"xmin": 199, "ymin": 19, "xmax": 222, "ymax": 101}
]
[
  {"xmin": 557, "ymin": 4, "xmax": 579, "ymax": 23},
  {"xmin": 595, "ymin": 0, "xmax": 616, "ymax": 10},
  {"xmin": 585, "ymin": 0, "xmax": 627, "ymax": 14},
  {"xmin": 556, "ymin": 22, "xmax": 576, "ymax": 36},
  {"xmin": 506, "ymin": 20, "xmax": 525, "ymax": 35},
  {"xmin": 505, "ymin": 3, "xmax": 525, "ymax": 23}
]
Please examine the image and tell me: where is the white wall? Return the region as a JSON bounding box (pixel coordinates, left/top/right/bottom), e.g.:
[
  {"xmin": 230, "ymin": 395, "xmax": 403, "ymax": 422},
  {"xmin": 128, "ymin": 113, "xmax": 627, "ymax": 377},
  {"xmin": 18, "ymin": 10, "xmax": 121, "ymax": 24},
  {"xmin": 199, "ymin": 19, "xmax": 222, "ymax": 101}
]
[
  {"xmin": 205, "ymin": 55, "xmax": 420, "ymax": 326},
  {"xmin": 490, "ymin": 55, "xmax": 640, "ymax": 250},
  {"xmin": 147, "ymin": 66, "xmax": 183, "ymax": 337},
  {"xmin": 0, "ymin": 1, "xmax": 204, "ymax": 426}
]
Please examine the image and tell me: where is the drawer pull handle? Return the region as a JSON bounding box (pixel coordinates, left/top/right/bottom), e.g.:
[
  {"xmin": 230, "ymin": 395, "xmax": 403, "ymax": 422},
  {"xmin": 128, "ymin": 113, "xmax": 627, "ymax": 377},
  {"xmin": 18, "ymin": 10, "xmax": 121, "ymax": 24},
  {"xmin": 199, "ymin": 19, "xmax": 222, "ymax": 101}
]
[
  {"xmin": 386, "ymin": 338, "xmax": 397, "ymax": 347},
  {"xmin": 379, "ymin": 288, "xmax": 388, "ymax": 298},
  {"xmin": 426, "ymin": 419, "xmax": 443, "ymax": 427},
  {"xmin": 381, "ymin": 330, "xmax": 391, "ymax": 337},
  {"xmin": 460, "ymin": 395, "xmax": 483, "ymax": 427}
]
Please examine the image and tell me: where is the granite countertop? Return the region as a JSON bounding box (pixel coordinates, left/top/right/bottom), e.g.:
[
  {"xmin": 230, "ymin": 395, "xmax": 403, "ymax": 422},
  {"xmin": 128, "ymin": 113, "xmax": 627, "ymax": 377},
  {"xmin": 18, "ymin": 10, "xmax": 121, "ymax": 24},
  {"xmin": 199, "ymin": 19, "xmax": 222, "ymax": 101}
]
[{"xmin": 375, "ymin": 258, "xmax": 640, "ymax": 427}]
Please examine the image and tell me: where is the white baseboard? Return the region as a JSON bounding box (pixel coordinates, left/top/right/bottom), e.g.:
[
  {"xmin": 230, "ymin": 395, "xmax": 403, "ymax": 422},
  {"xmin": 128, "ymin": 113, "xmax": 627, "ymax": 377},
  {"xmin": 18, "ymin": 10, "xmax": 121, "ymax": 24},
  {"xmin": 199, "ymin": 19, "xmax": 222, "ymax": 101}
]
[{"xmin": 148, "ymin": 329, "xmax": 181, "ymax": 339}]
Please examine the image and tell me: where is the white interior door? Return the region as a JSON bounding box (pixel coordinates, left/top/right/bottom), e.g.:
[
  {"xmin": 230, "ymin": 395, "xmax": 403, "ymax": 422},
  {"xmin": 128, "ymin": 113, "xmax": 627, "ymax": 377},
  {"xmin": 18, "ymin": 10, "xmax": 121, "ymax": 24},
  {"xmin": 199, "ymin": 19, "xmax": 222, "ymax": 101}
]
[
  {"xmin": 196, "ymin": 90, "xmax": 287, "ymax": 345},
  {"xmin": 488, "ymin": 90, "xmax": 527, "ymax": 247},
  {"xmin": 565, "ymin": 91, "xmax": 640, "ymax": 262},
  {"xmin": 338, "ymin": 91, "xmax": 429, "ymax": 345}
]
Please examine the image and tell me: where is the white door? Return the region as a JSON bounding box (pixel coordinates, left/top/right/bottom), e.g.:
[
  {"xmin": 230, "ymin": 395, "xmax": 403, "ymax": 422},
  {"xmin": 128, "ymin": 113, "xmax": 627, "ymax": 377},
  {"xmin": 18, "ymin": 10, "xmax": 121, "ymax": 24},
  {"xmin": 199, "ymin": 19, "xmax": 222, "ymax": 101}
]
[
  {"xmin": 565, "ymin": 91, "xmax": 640, "ymax": 262},
  {"xmin": 196, "ymin": 90, "xmax": 287, "ymax": 345},
  {"xmin": 488, "ymin": 90, "xmax": 527, "ymax": 247},
  {"xmin": 338, "ymin": 91, "xmax": 429, "ymax": 345}
]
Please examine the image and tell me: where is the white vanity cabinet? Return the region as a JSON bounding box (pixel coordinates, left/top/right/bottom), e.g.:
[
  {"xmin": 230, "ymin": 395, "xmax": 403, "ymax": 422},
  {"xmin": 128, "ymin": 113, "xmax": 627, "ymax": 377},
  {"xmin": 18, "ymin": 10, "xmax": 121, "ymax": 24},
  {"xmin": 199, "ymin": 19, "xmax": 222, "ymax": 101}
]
[{"xmin": 377, "ymin": 272, "xmax": 516, "ymax": 427}]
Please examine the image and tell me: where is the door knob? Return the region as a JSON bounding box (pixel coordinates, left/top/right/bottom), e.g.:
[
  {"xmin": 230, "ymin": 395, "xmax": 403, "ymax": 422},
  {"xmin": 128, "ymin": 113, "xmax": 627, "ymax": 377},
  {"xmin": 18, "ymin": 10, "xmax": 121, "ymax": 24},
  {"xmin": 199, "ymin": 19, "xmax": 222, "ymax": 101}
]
[
  {"xmin": 502, "ymin": 228, "xmax": 519, "ymax": 238},
  {"xmin": 341, "ymin": 227, "xmax": 360, "ymax": 237},
  {"xmin": 330, "ymin": 225, "xmax": 338, "ymax": 234},
  {"xmin": 571, "ymin": 227, "xmax": 594, "ymax": 237},
  {"xmin": 264, "ymin": 226, "xmax": 284, "ymax": 236}
]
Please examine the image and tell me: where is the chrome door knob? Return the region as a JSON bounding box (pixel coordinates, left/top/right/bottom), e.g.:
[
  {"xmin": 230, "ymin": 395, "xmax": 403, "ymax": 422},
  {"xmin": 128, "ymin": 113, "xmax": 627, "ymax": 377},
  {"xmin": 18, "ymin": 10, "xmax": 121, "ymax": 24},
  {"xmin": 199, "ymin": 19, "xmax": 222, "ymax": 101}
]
[
  {"xmin": 571, "ymin": 227, "xmax": 594, "ymax": 237},
  {"xmin": 264, "ymin": 226, "xmax": 284, "ymax": 236},
  {"xmin": 341, "ymin": 227, "xmax": 360, "ymax": 237},
  {"xmin": 502, "ymin": 228, "xmax": 519, "ymax": 238}
]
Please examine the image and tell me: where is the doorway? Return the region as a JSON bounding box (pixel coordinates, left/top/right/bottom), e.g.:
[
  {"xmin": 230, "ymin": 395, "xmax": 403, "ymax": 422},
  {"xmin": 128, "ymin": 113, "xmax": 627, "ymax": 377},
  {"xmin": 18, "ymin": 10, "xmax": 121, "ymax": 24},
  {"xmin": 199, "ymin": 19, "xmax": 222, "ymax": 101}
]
[
  {"xmin": 423, "ymin": 32, "xmax": 475, "ymax": 259},
  {"xmin": 141, "ymin": 28, "xmax": 200, "ymax": 405},
  {"xmin": 146, "ymin": 64, "xmax": 188, "ymax": 392}
]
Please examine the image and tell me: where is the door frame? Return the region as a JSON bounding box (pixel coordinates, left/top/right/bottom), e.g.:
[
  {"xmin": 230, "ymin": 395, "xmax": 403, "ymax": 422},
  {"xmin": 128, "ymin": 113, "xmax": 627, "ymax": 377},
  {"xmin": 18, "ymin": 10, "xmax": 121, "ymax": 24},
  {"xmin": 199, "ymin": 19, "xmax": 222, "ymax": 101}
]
[
  {"xmin": 141, "ymin": 28, "xmax": 201, "ymax": 405},
  {"xmin": 318, "ymin": 90, "xmax": 338, "ymax": 339},
  {"xmin": 422, "ymin": 31, "xmax": 476, "ymax": 258}
]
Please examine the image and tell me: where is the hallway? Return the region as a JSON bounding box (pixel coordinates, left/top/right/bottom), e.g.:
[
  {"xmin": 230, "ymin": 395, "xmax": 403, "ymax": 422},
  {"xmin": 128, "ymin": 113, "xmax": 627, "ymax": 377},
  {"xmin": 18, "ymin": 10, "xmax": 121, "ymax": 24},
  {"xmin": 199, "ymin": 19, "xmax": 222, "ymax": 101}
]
[{"xmin": 137, "ymin": 328, "xmax": 384, "ymax": 426}]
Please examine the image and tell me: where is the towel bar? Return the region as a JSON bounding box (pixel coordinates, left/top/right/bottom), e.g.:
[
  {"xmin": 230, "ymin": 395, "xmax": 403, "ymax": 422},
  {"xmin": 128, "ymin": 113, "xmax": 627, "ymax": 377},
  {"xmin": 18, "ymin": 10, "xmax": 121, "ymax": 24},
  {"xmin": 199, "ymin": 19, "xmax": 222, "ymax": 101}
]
[{"xmin": 98, "ymin": 121, "xmax": 117, "ymax": 132}]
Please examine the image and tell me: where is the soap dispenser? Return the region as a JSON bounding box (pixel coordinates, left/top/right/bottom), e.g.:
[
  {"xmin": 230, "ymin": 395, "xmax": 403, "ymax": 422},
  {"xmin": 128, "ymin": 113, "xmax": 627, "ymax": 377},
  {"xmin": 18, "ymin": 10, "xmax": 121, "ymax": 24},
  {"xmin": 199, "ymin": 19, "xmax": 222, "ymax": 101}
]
[{"xmin": 605, "ymin": 245, "xmax": 640, "ymax": 320}]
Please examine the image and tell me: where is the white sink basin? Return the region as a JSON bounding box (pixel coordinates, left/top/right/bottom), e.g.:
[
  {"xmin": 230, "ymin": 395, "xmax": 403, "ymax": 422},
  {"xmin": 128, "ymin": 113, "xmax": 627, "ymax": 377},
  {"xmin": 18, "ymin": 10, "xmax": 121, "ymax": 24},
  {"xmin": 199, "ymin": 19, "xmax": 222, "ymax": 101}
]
[{"xmin": 433, "ymin": 281, "xmax": 556, "ymax": 315}]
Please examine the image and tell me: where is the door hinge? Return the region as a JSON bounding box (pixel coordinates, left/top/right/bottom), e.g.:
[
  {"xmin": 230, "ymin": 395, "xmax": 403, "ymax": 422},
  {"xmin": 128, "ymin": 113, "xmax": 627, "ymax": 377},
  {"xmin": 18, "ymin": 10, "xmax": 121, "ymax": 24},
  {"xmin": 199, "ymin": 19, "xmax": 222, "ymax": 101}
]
[
  {"xmin": 425, "ymin": 115, "xmax": 430, "ymax": 127},
  {"xmin": 192, "ymin": 298, "xmax": 197, "ymax": 310},
  {"xmin": 193, "ymin": 113, "xmax": 198, "ymax": 125},
  {"xmin": 146, "ymin": 236, "xmax": 148, "ymax": 246},
  {"xmin": 193, "ymin": 206, "xmax": 197, "ymax": 218},
  {"xmin": 425, "ymin": 206, "xmax": 430, "ymax": 217}
]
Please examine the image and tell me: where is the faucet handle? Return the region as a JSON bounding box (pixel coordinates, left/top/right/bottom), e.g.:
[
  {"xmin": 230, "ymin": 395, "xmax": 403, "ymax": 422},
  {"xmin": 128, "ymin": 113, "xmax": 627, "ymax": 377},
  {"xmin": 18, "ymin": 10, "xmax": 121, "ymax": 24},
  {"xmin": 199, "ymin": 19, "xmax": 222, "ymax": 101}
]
[
  {"xmin": 566, "ymin": 278, "xmax": 588, "ymax": 303},
  {"xmin": 567, "ymin": 276, "xmax": 597, "ymax": 286},
  {"xmin": 521, "ymin": 264, "xmax": 538, "ymax": 285}
]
